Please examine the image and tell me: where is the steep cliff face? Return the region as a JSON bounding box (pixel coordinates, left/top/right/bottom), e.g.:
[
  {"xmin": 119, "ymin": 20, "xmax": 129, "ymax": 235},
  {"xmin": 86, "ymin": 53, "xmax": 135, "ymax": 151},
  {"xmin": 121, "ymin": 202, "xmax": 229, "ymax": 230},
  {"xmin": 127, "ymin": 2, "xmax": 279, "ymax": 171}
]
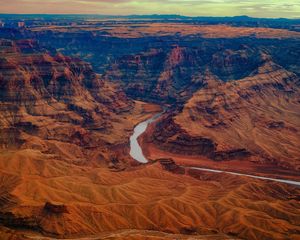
[
  {"xmin": 0, "ymin": 39, "xmax": 133, "ymax": 163},
  {"xmin": 103, "ymin": 45, "xmax": 276, "ymax": 102},
  {"xmin": 150, "ymin": 55, "xmax": 300, "ymax": 171},
  {"xmin": 3, "ymin": 23, "xmax": 298, "ymax": 88}
]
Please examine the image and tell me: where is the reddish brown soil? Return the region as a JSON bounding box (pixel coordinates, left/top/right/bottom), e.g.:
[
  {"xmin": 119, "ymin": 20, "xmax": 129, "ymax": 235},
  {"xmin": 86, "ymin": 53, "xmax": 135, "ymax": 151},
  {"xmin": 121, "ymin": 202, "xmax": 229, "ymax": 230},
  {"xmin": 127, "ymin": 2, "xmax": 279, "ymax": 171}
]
[{"xmin": 1, "ymin": 159, "xmax": 300, "ymax": 240}]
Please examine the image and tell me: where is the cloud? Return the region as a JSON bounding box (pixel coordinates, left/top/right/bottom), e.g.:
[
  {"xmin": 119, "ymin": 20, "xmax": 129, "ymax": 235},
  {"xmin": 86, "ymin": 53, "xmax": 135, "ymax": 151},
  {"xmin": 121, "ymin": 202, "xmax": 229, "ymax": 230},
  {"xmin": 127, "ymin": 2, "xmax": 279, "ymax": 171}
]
[{"xmin": 1, "ymin": 0, "xmax": 299, "ymax": 18}]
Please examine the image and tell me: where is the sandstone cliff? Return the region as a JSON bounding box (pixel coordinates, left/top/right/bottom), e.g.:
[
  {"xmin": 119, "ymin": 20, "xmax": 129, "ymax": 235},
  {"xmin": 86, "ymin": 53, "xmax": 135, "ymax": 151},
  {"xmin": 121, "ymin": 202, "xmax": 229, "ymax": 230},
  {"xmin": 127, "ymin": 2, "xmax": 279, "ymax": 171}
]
[
  {"xmin": 148, "ymin": 53, "xmax": 300, "ymax": 175},
  {"xmin": 0, "ymin": 39, "xmax": 135, "ymax": 166}
]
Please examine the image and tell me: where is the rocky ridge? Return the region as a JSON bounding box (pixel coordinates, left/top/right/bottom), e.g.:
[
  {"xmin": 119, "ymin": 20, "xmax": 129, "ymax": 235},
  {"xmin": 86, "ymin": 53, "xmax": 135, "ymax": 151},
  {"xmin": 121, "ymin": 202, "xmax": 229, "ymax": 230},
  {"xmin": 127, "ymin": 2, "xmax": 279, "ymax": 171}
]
[
  {"xmin": 147, "ymin": 53, "xmax": 300, "ymax": 174},
  {"xmin": 0, "ymin": 39, "xmax": 135, "ymax": 165}
]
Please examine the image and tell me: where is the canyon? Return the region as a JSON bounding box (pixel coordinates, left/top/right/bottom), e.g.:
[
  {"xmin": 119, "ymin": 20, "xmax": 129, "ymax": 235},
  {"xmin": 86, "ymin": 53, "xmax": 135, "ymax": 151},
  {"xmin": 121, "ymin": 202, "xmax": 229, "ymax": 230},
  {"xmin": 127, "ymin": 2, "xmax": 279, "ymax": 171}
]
[
  {"xmin": 141, "ymin": 53, "xmax": 300, "ymax": 180},
  {"xmin": 0, "ymin": 17, "xmax": 300, "ymax": 240}
]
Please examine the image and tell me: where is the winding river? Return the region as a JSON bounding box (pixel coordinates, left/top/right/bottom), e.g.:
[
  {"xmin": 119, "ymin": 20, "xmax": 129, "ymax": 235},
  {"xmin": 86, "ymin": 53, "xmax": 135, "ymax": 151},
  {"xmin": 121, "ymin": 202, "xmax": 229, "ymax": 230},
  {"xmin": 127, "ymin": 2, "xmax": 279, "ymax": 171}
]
[
  {"xmin": 129, "ymin": 113, "xmax": 300, "ymax": 187},
  {"xmin": 130, "ymin": 112, "xmax": 163, "ymax": 163}
]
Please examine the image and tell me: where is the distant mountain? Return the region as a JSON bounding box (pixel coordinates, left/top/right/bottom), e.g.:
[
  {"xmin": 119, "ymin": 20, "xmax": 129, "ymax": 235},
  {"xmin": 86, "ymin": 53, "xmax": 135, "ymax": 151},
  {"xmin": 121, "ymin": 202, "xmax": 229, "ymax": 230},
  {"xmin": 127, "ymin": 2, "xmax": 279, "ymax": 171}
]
[{"xmin": 0, "ymin": 13, "xmax": 299, "ymax": 22}]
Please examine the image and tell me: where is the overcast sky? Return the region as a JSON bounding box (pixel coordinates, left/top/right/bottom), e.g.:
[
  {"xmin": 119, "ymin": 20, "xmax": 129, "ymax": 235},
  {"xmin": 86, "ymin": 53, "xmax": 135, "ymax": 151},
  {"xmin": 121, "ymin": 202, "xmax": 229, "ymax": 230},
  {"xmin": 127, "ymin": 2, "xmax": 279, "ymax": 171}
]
[{"xmin": 1, "ymin": 0, "xmax": 300, "ymax": 18}]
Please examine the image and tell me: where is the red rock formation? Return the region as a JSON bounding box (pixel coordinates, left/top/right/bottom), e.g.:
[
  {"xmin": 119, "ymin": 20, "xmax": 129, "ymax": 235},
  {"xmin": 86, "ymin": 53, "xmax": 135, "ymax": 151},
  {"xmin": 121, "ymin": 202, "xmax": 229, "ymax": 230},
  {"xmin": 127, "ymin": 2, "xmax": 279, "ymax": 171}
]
[
  {"xmin": 149, "ymin": 54, "xmax": 300, "ymax": 174},
  {"xmin": 158, "ymin": 158, "xmax": 185, "ymax": 174},
  {"xmin": 0, "ymin": 39, "xmax": 135, "ymax": 165},
  {"xmin": 43, "ymin": 202, "xmax": 69, "ymax": 214},
  {"xmin": 104, "ymin": 45, "xmax": 273, "ymax": 103}
]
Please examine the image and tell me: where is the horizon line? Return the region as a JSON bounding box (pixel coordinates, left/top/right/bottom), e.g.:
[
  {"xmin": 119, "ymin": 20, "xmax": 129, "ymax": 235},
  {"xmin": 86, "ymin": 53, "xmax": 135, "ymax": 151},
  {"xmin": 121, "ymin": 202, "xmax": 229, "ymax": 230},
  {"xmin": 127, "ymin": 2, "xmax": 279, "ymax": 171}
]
[{"xmin": 0, "ymin": 13, "xmax": 299, "ymax": 20}]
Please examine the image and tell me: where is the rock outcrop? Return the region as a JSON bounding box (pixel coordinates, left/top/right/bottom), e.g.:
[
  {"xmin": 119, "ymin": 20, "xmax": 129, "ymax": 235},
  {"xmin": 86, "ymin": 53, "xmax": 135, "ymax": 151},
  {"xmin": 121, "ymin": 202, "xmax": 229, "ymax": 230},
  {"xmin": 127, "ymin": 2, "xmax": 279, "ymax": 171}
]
[
  {"xmin": 0, "ymin": 39, "xmax": 133, "ymax": 164},
  {"xmin": 43, "ymin": 202, "xmax": 69, "ymax": 215},
  {"xmin": 103, "ymin": 40, "xmax": 300, "ymax": 104},
  {"xmin": 150, "ymin": 54, "xmax": 300, "ymax": 170},
  {"xmin": 104, "ymin": 45, "xmax": 268, "ymax": 102},
  {"xmin": 152, "ymin": 116, "xmax": 217, "ymax": 157},
  {"xmin": 158, "ymin": 158, "xmax": 185, "ymax": 174}
]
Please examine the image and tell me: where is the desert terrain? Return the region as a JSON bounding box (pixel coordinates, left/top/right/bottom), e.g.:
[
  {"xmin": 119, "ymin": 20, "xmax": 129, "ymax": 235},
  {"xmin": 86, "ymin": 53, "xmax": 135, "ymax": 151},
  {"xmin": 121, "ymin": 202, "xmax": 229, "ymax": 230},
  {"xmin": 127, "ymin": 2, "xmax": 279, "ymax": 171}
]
[{"xmin": 0, "ymin": 17, "xmax": 300, "ymax": 240}]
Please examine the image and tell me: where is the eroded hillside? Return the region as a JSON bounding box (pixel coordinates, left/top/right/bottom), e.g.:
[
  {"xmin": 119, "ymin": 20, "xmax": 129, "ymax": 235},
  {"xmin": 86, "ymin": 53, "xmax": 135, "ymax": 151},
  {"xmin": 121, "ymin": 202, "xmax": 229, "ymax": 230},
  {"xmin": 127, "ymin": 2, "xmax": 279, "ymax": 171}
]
[
  {"xmin": 142, "ymin": 52, "xmax": 300, "ymax": 180},
  {"xmin": 0, "ymin": 20, "xmax": 300, "ymax": 240}
]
